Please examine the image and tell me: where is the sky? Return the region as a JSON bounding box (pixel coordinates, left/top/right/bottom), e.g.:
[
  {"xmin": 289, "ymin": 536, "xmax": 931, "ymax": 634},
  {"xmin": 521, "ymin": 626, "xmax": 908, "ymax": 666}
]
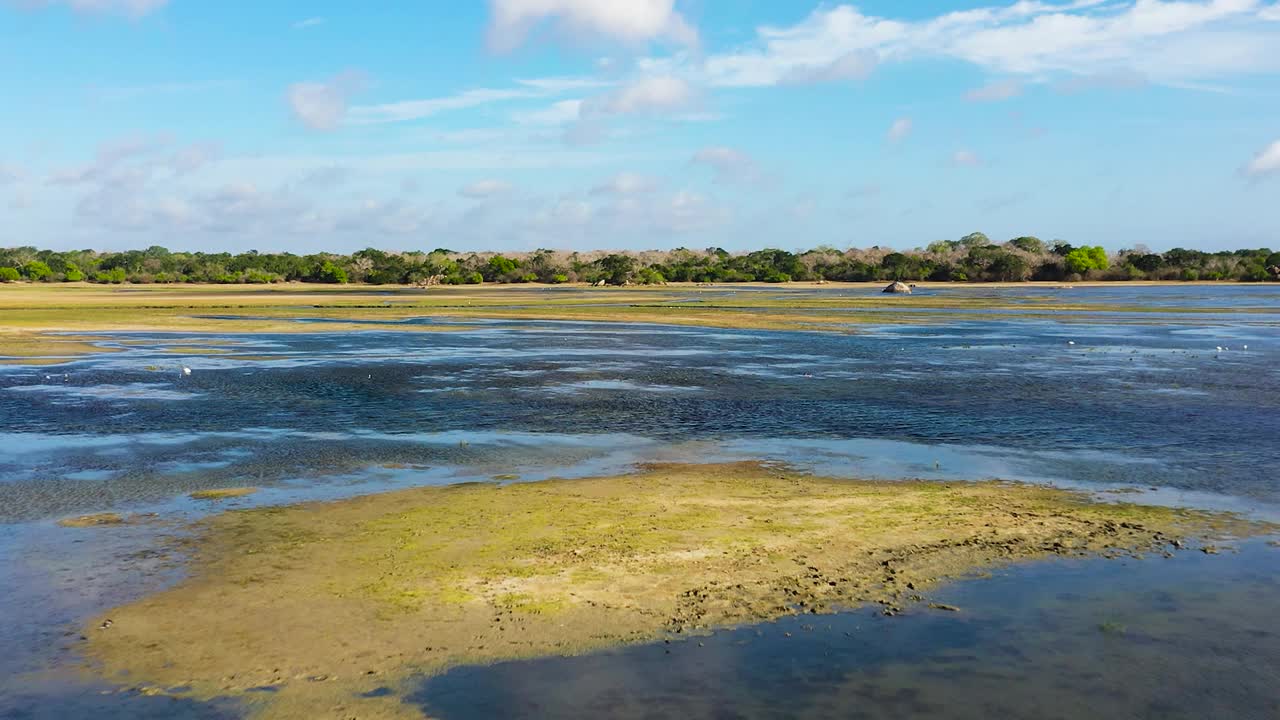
[{"xmin": 1, "ymin": 0, "xmax": 1279, "ymax": 254}]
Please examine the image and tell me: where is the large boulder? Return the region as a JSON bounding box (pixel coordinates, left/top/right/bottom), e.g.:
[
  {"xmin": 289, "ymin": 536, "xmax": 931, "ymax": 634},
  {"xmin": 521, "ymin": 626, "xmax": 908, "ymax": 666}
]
[{"xmin": 883, "ymin": 281, "xmax": 913, "ymax": 294}]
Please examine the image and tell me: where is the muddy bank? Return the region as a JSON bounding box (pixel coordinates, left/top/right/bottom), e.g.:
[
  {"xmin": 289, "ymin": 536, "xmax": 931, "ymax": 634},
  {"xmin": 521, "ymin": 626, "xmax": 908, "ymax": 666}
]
[{"xmin": 82, "ymin": 463, "xmax": 1270, "ymax": 719}]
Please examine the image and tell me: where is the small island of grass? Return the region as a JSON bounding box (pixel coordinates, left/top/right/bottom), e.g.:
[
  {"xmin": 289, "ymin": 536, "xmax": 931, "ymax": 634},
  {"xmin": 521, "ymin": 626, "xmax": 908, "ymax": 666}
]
[
  {"xmin": 189, "ymin": 487, "xmax": 259, "ymax": 501},
  {"xmin": 84, "ymin": 462, "xmax": 1272, "ymax": 719}
]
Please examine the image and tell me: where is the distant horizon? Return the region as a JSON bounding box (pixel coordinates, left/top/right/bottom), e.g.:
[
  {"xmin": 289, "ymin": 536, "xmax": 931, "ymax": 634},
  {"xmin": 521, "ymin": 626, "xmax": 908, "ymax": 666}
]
[{"xmin": 3, "ymin": 1, "xmax": 1279, "ymax": 253}]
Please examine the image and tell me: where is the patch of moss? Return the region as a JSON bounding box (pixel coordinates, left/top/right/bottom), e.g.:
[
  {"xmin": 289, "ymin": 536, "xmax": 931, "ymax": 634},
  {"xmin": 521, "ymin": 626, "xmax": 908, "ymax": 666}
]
[
  {"xmin": 189, "ymin": 487, "xmax": 259, "ymax": 501},
  {"xmin": 58, "ymin": 512, "xmax": 126, "ymax": 528},
  {"xmin": 82, "ymin": 463, "xmax": 1274, "ymax": 719}
]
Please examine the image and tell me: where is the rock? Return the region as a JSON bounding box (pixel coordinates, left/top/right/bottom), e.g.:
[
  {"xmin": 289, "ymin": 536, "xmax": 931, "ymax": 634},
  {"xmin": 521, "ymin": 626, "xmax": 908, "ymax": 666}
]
[{"xmin": 882, "ymin": 281, "xmax": 912, "ymax": 294}]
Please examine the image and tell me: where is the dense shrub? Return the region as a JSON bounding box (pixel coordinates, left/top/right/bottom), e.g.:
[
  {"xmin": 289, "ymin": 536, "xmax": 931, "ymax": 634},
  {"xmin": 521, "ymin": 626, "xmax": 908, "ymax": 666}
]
[{"xmin": 1, "ymin": 238, "xmax": 1273, "ymax": 287}]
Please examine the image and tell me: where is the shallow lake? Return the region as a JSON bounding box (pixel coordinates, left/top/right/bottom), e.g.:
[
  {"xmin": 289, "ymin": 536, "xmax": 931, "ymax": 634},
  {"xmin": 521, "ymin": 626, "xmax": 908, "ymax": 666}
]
[{"xmin": 0, "ymin": 285, "xmax": 1277, "ymax": 718}]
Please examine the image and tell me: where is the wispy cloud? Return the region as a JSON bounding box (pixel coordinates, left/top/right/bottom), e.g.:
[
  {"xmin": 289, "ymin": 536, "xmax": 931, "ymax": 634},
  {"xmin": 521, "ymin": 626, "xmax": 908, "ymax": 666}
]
[
  {"xmin": 580, "ymin": 75, "xmax": 696, "ymax": 117},
  {"xmin": 887, "ymin": 117, "xmax": 913, "ymax": 144},
  {"xmin": 591, "ymin": 172, "xmax": 658, "ymax": 195},
  {"xmin": 293, "ymin": 17, "xmax": 325, "ymax": 29},
  {"xmin": 1244, "ymin": 139, "xmax": 1280, "ymax": 179},
  {"xmin": 349, "ymin": 76, "xmax": 603, "ymax": 126},
  {"xmin": 511, "ymin": 99, "xmax": 585, "ymax": 126},
  {"xmin": 458, "ymin": 179, "xmax": 514, "ymax": 199},
  {"xmin": 14, "ymin": 0, "xmax": 168, "ymax": 18},
  {"xmin": 696, "ymin": 1, "xmax": 1280, "ymax": 89},
  {"xmin": 965, "ymin": 78, "xmax": 1024, "ymax": 101},
  {"xmin": 487, "ymin": 0, "xmax": 698, "ymax": 52},
  {"xmin": 692, "ymin": 146, "xmax": 763, "ymax": 184},
  {"xmin": 952, "ymin": 149, "xmax": 982, "ymax": 167},
  {"xmin": 287, "ymin": 71, "xmax": 369, "ymax": 131}
]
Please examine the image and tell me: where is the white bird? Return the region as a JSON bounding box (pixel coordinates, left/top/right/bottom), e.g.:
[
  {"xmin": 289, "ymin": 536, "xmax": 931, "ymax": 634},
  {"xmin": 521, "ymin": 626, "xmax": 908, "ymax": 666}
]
[
  {"xmin": 1243, "ymin": 345, "xmax": 1249, "ymax": 350},
  {"xmin": 182, "ymin": 366, "xmax": 192, "ymax": 376},
  {"xmin": 1216, "ymin": 347, "xmax": 1223, "ymax": 352},
  {"xmin": 1067, "ymin": 341, "xmax": 1075, "ymax": 346}
]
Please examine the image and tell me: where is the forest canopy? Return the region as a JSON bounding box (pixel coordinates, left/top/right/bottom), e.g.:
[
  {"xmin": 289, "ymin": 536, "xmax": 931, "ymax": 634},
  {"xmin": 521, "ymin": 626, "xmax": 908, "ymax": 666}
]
[{"xmin": 1, "ymin": 238, "xmax": 1277, "ymax": 286}]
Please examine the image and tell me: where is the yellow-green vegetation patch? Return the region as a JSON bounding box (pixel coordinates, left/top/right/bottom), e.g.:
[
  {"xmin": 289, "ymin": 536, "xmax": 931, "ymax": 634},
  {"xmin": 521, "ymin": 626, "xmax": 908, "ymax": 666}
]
[
  {"xmin": 84, "ymin": 462, "xmax": 1273, "ymax": 719},
  {"xmin": 58, "ymin": 512, "xmax": 127, "ymax": 528},
  {"xmin": 189, "ymin": 487, "xmax": 259, "ymax": 501},
  {"xmin": 58, "ymin": 512, "xmax": 159, "ymax": 528}
]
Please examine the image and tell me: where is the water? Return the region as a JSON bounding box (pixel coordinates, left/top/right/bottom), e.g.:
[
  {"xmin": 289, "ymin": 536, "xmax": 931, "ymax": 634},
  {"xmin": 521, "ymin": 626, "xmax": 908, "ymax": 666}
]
[
  {"xmin": 0, "ymin": 285, "xmax": 1277, "ymax": 718},
  {"xmin": 417, "ymin": 542, "xmax": 1280, "ymax": 720}
]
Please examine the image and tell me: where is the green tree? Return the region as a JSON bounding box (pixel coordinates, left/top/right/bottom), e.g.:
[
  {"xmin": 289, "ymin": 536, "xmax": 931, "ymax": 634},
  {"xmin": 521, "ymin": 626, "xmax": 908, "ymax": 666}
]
[
  {"xmin": 486, "ymin": 255, "xmax": 518, "ymax": 280},
  {"xmin": 21, "ymin": 260, "xmax": 53, "ymax": 281},
  {"xmin": 1064, "ymin": 246, "xmax": 1109, "ymax": 275},
  {"xmin": 596, "ymin": 254, "xmax": 636, "ymax": 285},
  {"xmin": 1008, "ymin": 236, "xmax": 1045, "ymax": 253},
  {"xmin": 0, "ymin": 267, "xmax": 20, "ymax": 282},
  {"xmin": 312, "ymin": 261, "xmax": 349, "ymax": 284}
]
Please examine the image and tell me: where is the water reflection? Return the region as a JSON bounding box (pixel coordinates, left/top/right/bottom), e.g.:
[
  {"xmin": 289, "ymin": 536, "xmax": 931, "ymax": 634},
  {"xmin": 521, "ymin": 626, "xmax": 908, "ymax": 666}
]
[{"xmin": 416, "ymin": 543, "xmax": 1280, "ymax": 720}]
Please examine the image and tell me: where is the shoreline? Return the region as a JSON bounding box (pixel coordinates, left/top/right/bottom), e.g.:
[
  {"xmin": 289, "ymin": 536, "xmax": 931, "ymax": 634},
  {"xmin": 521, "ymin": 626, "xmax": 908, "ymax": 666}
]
[{"xmin": 80, "ymin": 462, "xmax": 1274, "ymax": 719}]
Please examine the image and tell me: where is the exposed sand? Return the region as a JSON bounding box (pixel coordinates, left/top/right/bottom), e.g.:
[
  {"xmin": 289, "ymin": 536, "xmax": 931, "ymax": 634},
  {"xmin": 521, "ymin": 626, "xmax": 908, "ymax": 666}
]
[{"xmin": 82, "ymin": 462, "xmax": 1270, "ymax": 719}]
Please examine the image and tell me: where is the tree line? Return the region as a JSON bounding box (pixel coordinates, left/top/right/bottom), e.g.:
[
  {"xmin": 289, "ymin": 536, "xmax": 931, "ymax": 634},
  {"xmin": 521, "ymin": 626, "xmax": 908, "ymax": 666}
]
[{"xmin": 1, "ymin": 234, "xmax": 1277, "ymax": 286}]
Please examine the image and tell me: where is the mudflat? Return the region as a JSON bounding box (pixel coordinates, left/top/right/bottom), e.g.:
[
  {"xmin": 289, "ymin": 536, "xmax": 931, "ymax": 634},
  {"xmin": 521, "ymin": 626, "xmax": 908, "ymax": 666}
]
[
  {"xmin": 83, "ymin": 462, "xmax": 1269, "ymax": 719},
  {"xmin": 4, "ymin": 282, "xmax": 1268, "ymax": 363}
]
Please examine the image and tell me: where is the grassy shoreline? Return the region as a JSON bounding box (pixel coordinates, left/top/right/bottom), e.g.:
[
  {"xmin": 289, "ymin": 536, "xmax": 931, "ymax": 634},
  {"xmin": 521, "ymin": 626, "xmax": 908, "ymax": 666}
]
[{"xmin": 82, "ymin": 462, "xmax": 1272, "ymax": 720}]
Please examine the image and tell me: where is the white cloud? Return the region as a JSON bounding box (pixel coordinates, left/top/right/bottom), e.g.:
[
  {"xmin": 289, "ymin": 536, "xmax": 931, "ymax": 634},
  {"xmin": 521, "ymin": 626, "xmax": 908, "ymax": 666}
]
[
  {"xmin": 591, "ymin": 172, "xmax": 657, "ymax": 195},
  {"xmin": 351, "ymin": 88, "xmax": 535, "ymax": 125},
  {"xmin": 697, "ymin": 1, "xmax": 1280, "ymax": 89},
  {"xmin": 783, "ymin": 49, "xmax": 879, "ymax": 84},
  {"xmin": 15, "ymin": 0, "xmax": 167, "ymax": 17},
  {"xmin": 487, "ymin": 0, "xmax": 698, "ymax": 52},
  {"xmin": 581, "ymin": 75, "xmax": 696, "ymax": 116},
  {"xmin": 1053, "ymin": 69, "xmax": 1148, "ymax": 92},
  {"xmin": 511, "ymin": 99, "xmax": 584, "ymax": 126},
  {"xmin": 1263, "ymin": 2, "xmax": 1280, "ymax": 19},
  {"xmin": 49, "ymin": 133, "xmax": 169, "ymax": 185},
  {"xmin": 965, "ymin": 78, "xmax": 1024, "ymax": 101},
  {"xmin": 652, "ymin": 190, "xmax": 729, "ymax": 232},
  {"xmin": 349, "ymin": 76, "xmax": 600, "ymax": 126},
  {"xmin": 887, "ymin": 116, "xmax": 913, "ymax": 143},
  {"xmin": 169, "ymin": 142, "xmax": 221, "ymax": 175},
  {"xmin": 691, "ymin": 146, "xmax": 761, "ymax": 183},
  {"xmin": 287, "ymin": 71, "xmax": 368, "ymax": 131},
  {"xmin": 952, "ymin": 149, "xmax": 982, "ymax": 166},
  {"xmin": 515, "ymin": 76, "xmax": 612, "ymax": 93},
  {"xmin": 1244, "ymin": 139, "xmax": 1280, "ymax": 178},
  {"xmin": 293, "ymin": 17, "xmax": 325, "ymax": 29},
  {"xmin": 459, "ymin": 179, "xmax": 514, "ymax": 198},
  {"xmin": 0, "ymin": 163, "xmax": 22, "ymax": 184}
]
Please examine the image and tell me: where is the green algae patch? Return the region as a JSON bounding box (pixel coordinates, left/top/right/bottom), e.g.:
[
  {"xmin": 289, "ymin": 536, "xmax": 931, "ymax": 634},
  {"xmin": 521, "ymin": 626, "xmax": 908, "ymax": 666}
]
[
  {"xmin": 58, "ymin": 512, "xmax": 127, "ymax": 528},
  {"xmin": 84, "ymin": 463, "xmax": 1274, "ymax": 719},
  {"xmin": 58, "ymin": 512, "xmax": 160, "ymax": 528},
  {"xmin": 189, "ymin": 487, "xmax": 259, "ymax": 501}
]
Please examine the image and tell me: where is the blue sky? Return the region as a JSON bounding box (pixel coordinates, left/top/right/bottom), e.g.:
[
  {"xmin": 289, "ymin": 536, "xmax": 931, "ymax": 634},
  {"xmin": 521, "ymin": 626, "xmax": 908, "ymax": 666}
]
[{"xmin": 2, "ymin": 0, "xmax": 1278, "ymax": 253}]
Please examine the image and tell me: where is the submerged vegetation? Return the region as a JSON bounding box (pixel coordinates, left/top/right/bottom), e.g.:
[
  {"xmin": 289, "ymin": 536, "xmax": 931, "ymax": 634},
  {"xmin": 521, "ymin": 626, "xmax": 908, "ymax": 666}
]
[
  {"xmin": 2, "ymin": 236, "xmax": 1278, "ymax": 287},
  {"xmin": 85, "ymin": 463, "xmax": 1271, "ymax": 719}
]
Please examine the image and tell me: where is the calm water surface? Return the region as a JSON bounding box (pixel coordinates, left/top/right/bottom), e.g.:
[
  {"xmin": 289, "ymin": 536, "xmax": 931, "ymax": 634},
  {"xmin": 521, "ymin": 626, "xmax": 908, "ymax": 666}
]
[{"xmin": 0, "ymin": 285, "xmax": 1277, "ymax": 718}]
